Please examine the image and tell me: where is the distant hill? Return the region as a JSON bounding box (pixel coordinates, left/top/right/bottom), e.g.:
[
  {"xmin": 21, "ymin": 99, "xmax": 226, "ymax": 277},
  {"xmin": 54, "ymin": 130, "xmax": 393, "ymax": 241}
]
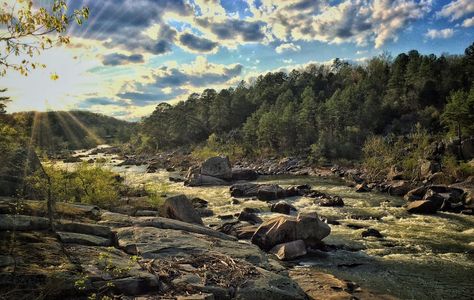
[{"xmin": 11, "ymin": 110, "xmax": 135, "ymax": 152}]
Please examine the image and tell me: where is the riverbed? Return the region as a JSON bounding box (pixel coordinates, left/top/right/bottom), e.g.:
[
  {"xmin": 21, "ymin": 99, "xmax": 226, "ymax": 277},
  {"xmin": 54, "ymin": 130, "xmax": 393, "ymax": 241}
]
[{"xmin": 65, "ymin": 147, "xmax": 474, "ymax": 299}]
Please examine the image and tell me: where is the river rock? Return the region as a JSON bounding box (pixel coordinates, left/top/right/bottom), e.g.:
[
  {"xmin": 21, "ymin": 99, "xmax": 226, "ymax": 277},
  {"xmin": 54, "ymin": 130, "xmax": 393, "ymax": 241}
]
[
  {"xmin": 404, "ymin": 186, "xmax": 428, "ymax": 201},
  {"xmin": 271, "ymin": 201, "xmax": 297, "ymax": 215},
  {"xmin": 238, "ymin": 210, "xmax": 262, "ymax": 225},
  {"xmin": 251, "ymin": 213, "xmax": 330, "ymax": 251},
  {"xmin": 169, "ymin": 174, "xmax": 186, "ymax": 182},
  {"xmin": 230, "ymin": 183, "xmax": 260, "ymax": 197},
  {"xmin": 185, "ymin": 174, "xmax": 229, "ymax": 187},
  {"xmin": 406, "ymin": 200, "xmax": 441, "ymax": 214},
  {"xmin": 270, "ymin": 240, "xmax": 307, "ymax": 260},
  {"xmin": 295, "ymin": 213, "xmax": 331, "ymax": 248},
  {"xmin": 355, "ymin": 183, "xmax": 370, "ymax": 193},
  {"xmin": 200, "ymin": 156, "xmax": 232, "ymax": 180},
  {"xmin": 361, "ymin": 228, "xmax": 383, "ymax": 238},
  {"xmin": 230, "ymin": 183, "xmax": 288, "ymax": 201},
  {"xmin": 388, "ymin": 180, "xmax": 414, "ymax": 196},
  {"xmin": 231, "ymin": 168, "xmax": 259, "ymax": 181},
  {"xmin": 318, "ymin": 196, "xmax": 344, "ymax": 207},
  {"xmin": 257, "ymin": 184, "xmax": 286, "ymax": 201},
  {"xmin": 159, "ymin": 195, "xmax": 204, "ymax": 225}
]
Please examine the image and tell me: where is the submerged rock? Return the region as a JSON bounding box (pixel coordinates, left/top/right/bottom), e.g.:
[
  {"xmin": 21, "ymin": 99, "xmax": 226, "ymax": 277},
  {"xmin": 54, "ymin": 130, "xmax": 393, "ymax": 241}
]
[
  {"xmin": 318, "ymin": 196, "xmax": 344, "ymax": 207},
  {"xmin": 361, "ymin": 228, "xmax": 383, "ymax": 238}
]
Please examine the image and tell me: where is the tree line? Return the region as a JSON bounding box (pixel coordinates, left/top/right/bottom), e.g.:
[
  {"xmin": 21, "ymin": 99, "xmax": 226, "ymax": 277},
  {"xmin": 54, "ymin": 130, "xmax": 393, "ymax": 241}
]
[{"xmin": 136, "ymin": 43, "xmax": 474, "ymax": 162}]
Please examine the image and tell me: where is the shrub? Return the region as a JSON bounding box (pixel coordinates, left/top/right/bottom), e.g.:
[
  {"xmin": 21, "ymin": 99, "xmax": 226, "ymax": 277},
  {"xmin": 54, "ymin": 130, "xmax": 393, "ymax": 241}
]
[{"xmin": 27, "ymin": 162, "xmax": 120, "ymax": 208}]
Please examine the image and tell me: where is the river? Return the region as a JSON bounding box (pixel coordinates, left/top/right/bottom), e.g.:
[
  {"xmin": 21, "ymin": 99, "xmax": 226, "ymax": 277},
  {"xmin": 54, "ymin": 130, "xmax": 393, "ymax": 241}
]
[{"xmin": 64, "ymin": 147, "xmax": 474, "ymax": 299}]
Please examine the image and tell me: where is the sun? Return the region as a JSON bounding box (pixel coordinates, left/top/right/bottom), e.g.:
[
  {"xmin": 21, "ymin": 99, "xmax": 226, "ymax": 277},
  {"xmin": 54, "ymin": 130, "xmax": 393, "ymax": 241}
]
[{"xmin": 2, "ymin": 45, "xmax": 101, "ymax": 112}]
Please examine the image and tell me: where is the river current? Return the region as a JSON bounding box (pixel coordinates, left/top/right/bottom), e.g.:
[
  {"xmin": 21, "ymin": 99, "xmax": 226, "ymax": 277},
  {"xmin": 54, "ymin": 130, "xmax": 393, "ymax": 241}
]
[{"xmin": 64, "ymin": 148, "xmax": 474, "ymax": 299}]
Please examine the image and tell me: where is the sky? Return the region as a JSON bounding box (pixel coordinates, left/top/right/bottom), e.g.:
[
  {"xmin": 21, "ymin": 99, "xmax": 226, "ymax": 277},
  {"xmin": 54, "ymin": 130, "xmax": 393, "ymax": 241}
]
[{"xmin": 2, "ymin": 0, "xmax": 474, "ymax": 120}]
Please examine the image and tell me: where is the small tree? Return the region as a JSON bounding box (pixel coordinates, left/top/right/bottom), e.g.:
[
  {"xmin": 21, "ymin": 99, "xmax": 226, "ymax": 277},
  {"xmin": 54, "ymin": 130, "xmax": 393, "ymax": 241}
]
[
  {"xmin": 0, "ymin": 0, "xmax": 89, "ymax": 76},
  {"xmin": 442, "ymin": 88, "xmax": 474, "ymax": 140}
]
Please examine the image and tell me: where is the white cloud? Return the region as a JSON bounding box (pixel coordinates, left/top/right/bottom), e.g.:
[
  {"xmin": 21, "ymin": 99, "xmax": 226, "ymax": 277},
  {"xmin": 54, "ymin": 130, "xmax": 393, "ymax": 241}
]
[
  {"xmin": 425, "ymin": 28, "xmax": 455, "ymax": 39},
  {"xmin": 437, "ymin": 0, "xmax": 474, "ymax": 21},
  {"xmin": 275, "ymin": 43, "xmax": 301, "ymax": 53},
  {"xmin": 248, "ymin": 0, "xmax": 433, "ymax": 49},
  {"xmin": 462, "ymin": 16, "xmax": 474, "ymax": 27}
]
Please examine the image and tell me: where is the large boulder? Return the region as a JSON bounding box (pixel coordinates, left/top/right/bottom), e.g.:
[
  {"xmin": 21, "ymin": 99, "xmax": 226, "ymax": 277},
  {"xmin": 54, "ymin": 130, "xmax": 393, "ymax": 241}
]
[
  {"xmin": 295, "ymin": 213, "xmax": 331, "ymax": 248},
  {"xmin": 159, "ymin": 195, "xmax": 204, "ymax": 225},
  {"xmin": 230, "ymin": 183, "xmax": 260, "ymax": 197},
  {"xmin": 421, "ymin": 185, "xmax": 465, "ymax": 204},
  {"xmin": 200, "ymin": 156, "xmax": 232, "ymax": 180},
  {"xmin": 251, "ymin": 213, "xmax": 330, "ymax": 251},
  {"xmin": 231, "ymin": 168, "xmax": 259, "ymax": 181},
  {"xmin": 406, "ymin": 200, "xmax": 441, "ymax": 214},
  {"xmin": 257, "ymin": 184, "xmax": 285, "ymax": 201}
]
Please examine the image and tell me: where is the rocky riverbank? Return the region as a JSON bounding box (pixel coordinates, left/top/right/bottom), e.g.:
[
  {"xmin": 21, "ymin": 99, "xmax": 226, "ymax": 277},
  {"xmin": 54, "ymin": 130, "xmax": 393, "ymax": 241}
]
[
  {"xmin": 0, "ymin": 197, "xmax": 392, "ymax": 299},
  {"xmin": 18, "ymin": 146, "xmax": 472, "ymax": 299}
]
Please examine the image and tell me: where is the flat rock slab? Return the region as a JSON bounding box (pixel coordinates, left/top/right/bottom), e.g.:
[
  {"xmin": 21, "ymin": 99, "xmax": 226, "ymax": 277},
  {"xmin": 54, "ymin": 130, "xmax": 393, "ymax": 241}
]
[
  {"xmin": 57, "ymin": 231, "xmax": 112, "ymax": 246},
  {"xmin": 0, "ymin": 231, "xmax": 77, "ymax": 298},
  {"xmin": 64, "ymin": 245, "xmax": 159, "ymax": 296},
  {"xmin": 100, "ymin": 212, "xmax": 236, "ymax": 241},
  {"xmin": 115, "ymin": 226, "xmax": 268, "ymax": 268},
  {"xmin": 0, "ymin": 214, "xmax": 49, "ymax": 231},
  {"xmin": 289, "ymin": 268, "xmax": 398, "ymax": 300},
  {"xmin": 56, "ymin": 221, "xmax": 112, "ymax": 238}
]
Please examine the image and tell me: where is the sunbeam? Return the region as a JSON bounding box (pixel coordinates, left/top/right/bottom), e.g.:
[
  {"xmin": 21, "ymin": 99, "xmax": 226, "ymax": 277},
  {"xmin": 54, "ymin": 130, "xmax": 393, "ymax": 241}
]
[{"xmin": 63, "ymin": 110, "xmax": 103, "ymax": 145}]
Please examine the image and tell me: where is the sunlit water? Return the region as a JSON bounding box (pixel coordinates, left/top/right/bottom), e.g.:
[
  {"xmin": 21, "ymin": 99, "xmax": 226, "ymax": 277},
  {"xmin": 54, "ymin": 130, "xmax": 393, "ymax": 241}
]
[{"xmin": 64, "ymin": 148, "xmax": 474, "ymax": 299}]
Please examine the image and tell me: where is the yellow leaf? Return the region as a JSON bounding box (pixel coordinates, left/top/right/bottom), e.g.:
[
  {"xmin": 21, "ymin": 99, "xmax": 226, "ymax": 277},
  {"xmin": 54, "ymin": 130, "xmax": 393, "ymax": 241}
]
[{"xmin": 50, "ymin": 73, "xmax": 59, "ymax": 81}]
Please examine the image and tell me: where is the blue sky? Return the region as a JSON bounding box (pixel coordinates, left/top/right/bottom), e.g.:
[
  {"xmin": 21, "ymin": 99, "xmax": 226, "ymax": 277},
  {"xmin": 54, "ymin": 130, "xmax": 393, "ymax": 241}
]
[{"xmin": 3, "ymin": 0, "xmax": 474, "ymax": 120}]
